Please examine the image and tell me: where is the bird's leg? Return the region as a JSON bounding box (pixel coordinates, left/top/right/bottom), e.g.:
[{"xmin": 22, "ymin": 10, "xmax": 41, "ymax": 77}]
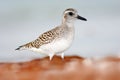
[
  {"xmin": 49, "ymin": 53, "xmax": 54, "ymax": 61},
  {"xmin": 61, "ymin": 53, "xmax": 64, "ymax": 60}
]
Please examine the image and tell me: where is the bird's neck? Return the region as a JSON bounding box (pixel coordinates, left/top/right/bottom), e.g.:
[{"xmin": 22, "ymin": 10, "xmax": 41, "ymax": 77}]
[
  {"xmin": 62, "ymin": 18, "xmax": 74, "ymax": 28},
  {"xmin": 61, "ymin": 19, "xmax": 75, "ymax": 40},
  {"xmin": 61, "ymin": 20, "xmax": 75, "ymax": 35}
]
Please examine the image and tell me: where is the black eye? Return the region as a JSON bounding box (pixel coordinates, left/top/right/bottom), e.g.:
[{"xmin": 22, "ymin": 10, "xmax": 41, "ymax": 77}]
[{"xmin": 69, "ymin": 12, "xmax": 74, "ymax": 16}]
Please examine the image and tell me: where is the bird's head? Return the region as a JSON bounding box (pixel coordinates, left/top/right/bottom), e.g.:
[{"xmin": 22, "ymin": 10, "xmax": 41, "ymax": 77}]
[{"xmin": 62, "ymin": 8, "xmax": 87, "ymax": 23}]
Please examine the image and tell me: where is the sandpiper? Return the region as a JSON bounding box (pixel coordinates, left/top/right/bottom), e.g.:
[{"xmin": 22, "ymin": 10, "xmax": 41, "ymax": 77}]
[{"xmin": 16, "ymin": 8, "xmax": 87, "ymax": 60}]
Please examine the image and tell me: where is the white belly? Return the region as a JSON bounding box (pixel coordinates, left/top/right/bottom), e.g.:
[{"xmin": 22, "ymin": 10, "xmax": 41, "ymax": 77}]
[
  {"xmin": 30, "ymin": 38, "xmax": 73, "ymax": 55},
  {"xmin": 40, "ymin": 38, "xmax": 73, "ymax": 54},
  {"xmin": 30, "ymin": 27, "xmax": 74, "ymax": 55}
]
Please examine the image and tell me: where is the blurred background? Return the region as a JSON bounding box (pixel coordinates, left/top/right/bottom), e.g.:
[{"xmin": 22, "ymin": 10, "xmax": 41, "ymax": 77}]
[{"xmin": 0, "ymin": 0, "xmax": 120, "ymax": 62}]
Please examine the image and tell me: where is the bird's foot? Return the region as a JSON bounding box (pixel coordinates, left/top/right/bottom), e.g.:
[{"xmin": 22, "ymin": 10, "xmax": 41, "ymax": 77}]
[
  {"xmin": 61, "ymin": 53, "xmax": 64, "ymax": 60},
  {"xmin": 49, "ymin": 53, "xmax": 54, "ymax": 61}
]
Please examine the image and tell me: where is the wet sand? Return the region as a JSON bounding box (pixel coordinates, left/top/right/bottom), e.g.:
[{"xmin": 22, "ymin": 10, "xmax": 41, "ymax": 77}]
[{"xmin": 0, "ymin": 56, "xmax": 120, "ymax": 80}]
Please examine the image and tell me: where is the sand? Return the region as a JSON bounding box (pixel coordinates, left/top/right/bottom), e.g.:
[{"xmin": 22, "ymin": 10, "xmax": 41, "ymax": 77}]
[{"xmin": 0, "ymin": 56, "xmax": 120, "ymax": 80}]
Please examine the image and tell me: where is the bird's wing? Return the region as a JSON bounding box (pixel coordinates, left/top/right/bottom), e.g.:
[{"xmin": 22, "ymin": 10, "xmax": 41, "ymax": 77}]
[{"xmin": 22, "ymin": 26, "xmax": 60, "ymax": 49}]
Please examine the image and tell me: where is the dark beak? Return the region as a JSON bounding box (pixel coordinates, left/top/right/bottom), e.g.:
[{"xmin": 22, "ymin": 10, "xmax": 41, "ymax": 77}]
[{"xmin": 77, "ymin": 15, "xmax": 87, "ymax": 21}]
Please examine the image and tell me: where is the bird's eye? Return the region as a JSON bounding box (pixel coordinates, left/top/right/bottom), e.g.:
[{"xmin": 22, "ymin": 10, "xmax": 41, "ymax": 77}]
[{"xmin": 69, "ymin": 12, "xmax": 74, "ymax": 16}]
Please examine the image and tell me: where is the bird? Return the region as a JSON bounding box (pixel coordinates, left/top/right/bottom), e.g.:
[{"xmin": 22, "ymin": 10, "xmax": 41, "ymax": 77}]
[{"xmin": 15, "ymin": 8, "xmax": 87, "ymax": 60}]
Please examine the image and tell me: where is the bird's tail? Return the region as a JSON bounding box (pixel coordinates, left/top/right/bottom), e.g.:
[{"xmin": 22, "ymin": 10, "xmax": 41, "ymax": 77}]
[{"xmin": 15, "ymin": 45, "xmax": 26, "ymax": 50}]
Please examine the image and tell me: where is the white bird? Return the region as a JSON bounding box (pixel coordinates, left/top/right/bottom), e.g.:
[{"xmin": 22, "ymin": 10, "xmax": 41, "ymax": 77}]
[{"xmin": 16, "ymin": 8, "xmax": 87, "ymax": 60}]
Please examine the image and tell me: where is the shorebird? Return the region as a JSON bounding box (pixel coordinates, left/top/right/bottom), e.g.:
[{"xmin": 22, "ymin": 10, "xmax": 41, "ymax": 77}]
[{"xmin": 16, "ymin": 8, "xmax": 87, "ymax": 60}]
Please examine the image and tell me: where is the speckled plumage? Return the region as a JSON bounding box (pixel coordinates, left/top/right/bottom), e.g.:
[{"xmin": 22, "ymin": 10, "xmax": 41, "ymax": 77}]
[
  {"xmin": 16, "ymin": 8, "xmax": 87, "ymax": 60},
  {"xmin": 22, "ymin": 26, "xmax": 64, "ymax": 48}
]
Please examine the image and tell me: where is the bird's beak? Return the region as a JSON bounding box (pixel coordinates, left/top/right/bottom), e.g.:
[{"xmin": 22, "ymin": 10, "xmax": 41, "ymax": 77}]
[{"xmin": 77, "ymin": 15, "xmax": 87, "ymax": 21}]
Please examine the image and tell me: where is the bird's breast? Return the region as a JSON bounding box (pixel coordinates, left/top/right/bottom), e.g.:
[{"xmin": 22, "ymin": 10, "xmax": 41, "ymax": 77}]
[
  {"xmin": 50, "ymin": 28, "xmax": 74, "ymax": 53},
  {"xmin": 37, "ymin": 27, "xmax": 74, "ymax": 54}
]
